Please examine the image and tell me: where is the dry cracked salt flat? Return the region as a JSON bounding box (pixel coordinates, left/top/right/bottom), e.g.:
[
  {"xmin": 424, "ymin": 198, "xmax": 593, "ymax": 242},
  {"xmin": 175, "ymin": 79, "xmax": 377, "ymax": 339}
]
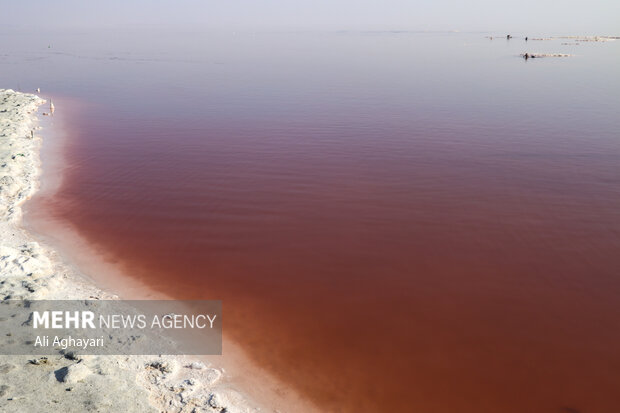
[{"xmin": 0, "ymin": 89, "xmax": 258, "ymax": 413}]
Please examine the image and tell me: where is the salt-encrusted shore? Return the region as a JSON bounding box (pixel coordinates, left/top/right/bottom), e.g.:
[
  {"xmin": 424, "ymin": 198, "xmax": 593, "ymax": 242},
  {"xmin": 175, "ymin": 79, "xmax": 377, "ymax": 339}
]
[{"xmin": 0, "ymin": 89, "xmax": 258, "ymax": 412}]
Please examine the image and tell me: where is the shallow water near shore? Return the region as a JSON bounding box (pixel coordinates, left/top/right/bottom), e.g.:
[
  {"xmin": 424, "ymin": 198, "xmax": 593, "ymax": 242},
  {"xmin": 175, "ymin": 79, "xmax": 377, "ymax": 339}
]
[{"xmin": 5, "ymin": 30, "xmax": 620, "ymax": 412}]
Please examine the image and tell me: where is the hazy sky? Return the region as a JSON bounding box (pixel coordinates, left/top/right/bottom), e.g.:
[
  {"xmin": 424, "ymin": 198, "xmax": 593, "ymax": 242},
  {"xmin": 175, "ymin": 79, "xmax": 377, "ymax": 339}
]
[{"xmin": 3, "ymin": 0, "xmax": 619, "ymax": 33}]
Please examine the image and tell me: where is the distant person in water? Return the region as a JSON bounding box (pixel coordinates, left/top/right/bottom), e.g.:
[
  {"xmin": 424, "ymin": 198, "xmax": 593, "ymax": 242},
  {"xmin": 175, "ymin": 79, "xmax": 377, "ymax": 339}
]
[
  {"xmin": 524, "ymin": 53, "xmax": 530, "ymax": 60},
  {"xmin": 525, "ymin": 37, "xmax": 528, "ymax": 41},
  {"xmin": 507, "ymin": 34, "xmax": 512, "ymax": 39}
]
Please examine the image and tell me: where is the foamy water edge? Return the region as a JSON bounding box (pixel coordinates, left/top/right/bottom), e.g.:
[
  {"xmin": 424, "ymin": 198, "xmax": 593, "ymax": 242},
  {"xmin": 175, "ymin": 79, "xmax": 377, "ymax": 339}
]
[{"xmin": 0, "ymin": 89, "xmax": 260, "ymax": 413}]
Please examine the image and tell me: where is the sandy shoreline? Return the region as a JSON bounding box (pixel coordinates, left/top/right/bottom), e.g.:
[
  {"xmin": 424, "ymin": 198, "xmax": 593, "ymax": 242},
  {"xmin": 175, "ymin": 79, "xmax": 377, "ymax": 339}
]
[{"xmin": 0, "ymin": 88, "xmax": 304, "ymax": 412}]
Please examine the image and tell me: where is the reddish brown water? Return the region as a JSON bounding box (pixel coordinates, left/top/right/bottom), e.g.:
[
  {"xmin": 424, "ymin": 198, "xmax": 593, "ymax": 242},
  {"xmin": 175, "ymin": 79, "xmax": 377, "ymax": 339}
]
[{"xmin": 9, "ymin": 31, "xmax": 620, "ymax": 411}]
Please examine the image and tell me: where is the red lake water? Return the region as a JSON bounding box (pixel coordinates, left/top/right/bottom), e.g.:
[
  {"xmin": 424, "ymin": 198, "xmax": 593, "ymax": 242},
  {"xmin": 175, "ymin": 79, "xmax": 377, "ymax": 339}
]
[{"xmin": 5, "ymin": 30, "xmax": 620, "ymax": 412}]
